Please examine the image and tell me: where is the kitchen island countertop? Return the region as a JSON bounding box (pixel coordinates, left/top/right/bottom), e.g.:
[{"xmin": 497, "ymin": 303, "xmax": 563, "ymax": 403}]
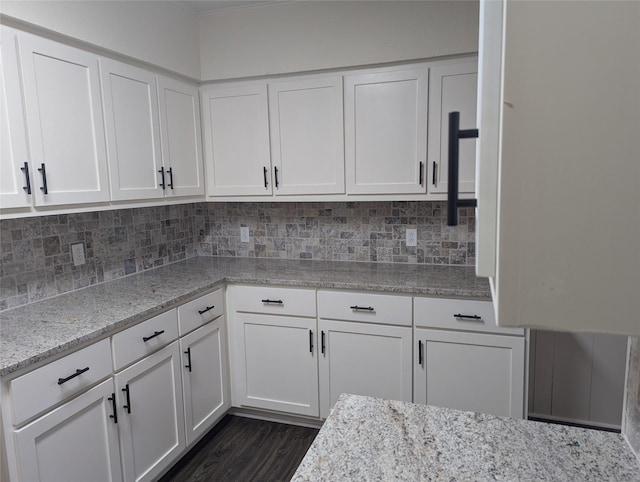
[
  {"xmin": 292, "ymin": 394, "xmax": 640, "ymax": 481},
  {"xmin": 0, "ymin": 256, "xmax": 490, "ymax": 376}
]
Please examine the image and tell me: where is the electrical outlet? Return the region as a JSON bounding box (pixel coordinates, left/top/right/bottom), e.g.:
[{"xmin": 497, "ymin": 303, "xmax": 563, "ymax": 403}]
[
  {"xmin": 240, "ymin": 226, "xmax": 250, "ymax": 243},
  {"xmin": 406, "ymin": 229, "xmax": 417, "ymax": 247},
  {"xmin": 71, "ymin": 242, "xmax": 86, "ymax": 266}
]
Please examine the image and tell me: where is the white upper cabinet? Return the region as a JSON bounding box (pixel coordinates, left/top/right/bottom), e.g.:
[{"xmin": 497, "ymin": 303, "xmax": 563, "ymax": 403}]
[
  {"xmin": 201, "ymin": 82, "xmax": 272, "ymax": 197},
  {"xmin": 0, "ymin": 28, "xmax": 31, "ymax": 209},
  {"xmin": 101, "ymin": 59, "xmax": 164, "ymax": 201},
  {"xmin": 476, "ymin": 0, "xmax": 640, "ymax": 335},
  {"xmin": 428, "ymin": 60, "xmax": 478, "ymax": 197},
  {"xmin": 268, "ymin": 76, "xmax": 345, "ymax": 195},
  {"xmin": 157, "ymin": 76, "xmax": 205, "ymax": 198},
  {"xmin": 344, "ymin": 66, "xmax": 428, "ymax": 195},
  {"xmin": 16, "ymin": 31, "xmax": 110, "ymax": 207}
]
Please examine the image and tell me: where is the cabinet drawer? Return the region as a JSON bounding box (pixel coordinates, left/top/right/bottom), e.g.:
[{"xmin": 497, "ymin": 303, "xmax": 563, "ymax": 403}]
[
  {"xmin": 414, "ymin": 297, "xmax": 524, "ymax": 335},
  {"xmin": 317, "ymin": 291, "xmax": 412, "ymax": 326},
  {"xmin": 10, "ymin": 338, "xmax": 112, "ymax": 425},
  {"xmin": 178, "ymin": 289, "xmax": 223, "ymax": 336},
  {"xmin": 112, "ymin": 309, "xmax": 179, "ymax": 371},
  {"xmin": 232, "ymin": 286, "xmax": 316, "ymax": 317}
]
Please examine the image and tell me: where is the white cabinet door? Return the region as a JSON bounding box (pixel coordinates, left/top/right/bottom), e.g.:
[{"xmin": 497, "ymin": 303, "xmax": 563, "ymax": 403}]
[
  {"xmin": 101, "ymin": 59, "xmax": 163, "ymax": 201},
  {"xmin": 13, "ymin": 378, "xmax": 122, "ymax": 482},
  {"xmin": 235, "ymin": 312, "xmax": 318, "ymax": 417},
  {"xmin": 157, "ymin": 75, "xmax": 204, "ymax": 198},
  {"xmin": 428, "ymin": 60, "xmax": 478, "ymax": 196},
  {"xmin": 115, "ymin": 341, "xmax": 186, "ymax": 482},
  {"xmin": 0, "ymin": 27, "xmax": 31, "ymax": 209},
  {"xmin": 18, "ymin": 32, "xmax": 110, "ymax": 206},
  {"xmin": 180, "ymin": 317, "xmax": 229, "ymax": 446},
  {"xmin": 344, "ymin": 67, "xmax": 428, "ymax": 194},
  {"xmin": 269, "ymin": 76, "xmax": 344, "ymax": 195},
  {"xmin": 414, "ymin": 328, "xmax": 525, "ymax": 418},
  {"xmin": 318, "ymin": 320, "xmax": 412, "ymax": 418},
  {"xmin": 201, "ymin": 83, "xmax": 272, "ymax": 197}
]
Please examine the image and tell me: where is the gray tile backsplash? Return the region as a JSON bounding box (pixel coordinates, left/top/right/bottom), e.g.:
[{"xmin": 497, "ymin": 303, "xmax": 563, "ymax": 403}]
[
  {"xmin": 0, "ymin": 201, "xmax": 473, "ymax": 311},
  {"xmin": 625, "ymin": 336, "xmax": 640, "ymax": 459}
]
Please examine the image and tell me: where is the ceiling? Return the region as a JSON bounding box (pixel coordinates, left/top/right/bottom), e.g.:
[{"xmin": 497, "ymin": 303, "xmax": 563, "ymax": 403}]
[{"xmin": 176, "ymin": 1, "xmax": 288, "ymax": 14}]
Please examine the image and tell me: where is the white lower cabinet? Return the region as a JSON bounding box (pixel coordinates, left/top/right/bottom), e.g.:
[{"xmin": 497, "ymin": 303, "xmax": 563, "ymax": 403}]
[
  {"xmin": 414, "ymin": 328, "xmax": 525, "ymax": 418},
  {"xmin": 13, "ymin": 378, "xmax": 122, "ymax": 482},
  {"xmin": 115, "ymin": 341, "xmax": 186, "ymax": 482},
  {"xmin": 235, "ymin": 312, "xmax": 319, "ymax": 417},
  {"xmin": 180, "ymin": 317, "xmax": 229, "ymax": 445},
  {"xmin": 318, "ymin": 320, "xmax": 412, "ymax": 418}
]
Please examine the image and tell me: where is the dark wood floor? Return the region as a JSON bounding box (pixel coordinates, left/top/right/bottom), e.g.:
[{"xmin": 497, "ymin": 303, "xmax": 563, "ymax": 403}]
[{"xmin": 159, "ymin": 415, "xmax": 319, "ymax": 482}]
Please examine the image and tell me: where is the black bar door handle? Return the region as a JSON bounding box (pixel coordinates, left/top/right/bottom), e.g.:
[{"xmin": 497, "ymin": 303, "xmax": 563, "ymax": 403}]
[
  {"xmin": 432, "ymin": 161, "xmax": 437, "ymax": 186},
  {"xmin": 447, "ymin": 111, "xmax": 479, "ymax": 226},
  {"xmin": 454, "ymin": 313, "xmax": 483, "ymax": 321},
  {"xmin": 167, "ymin": 167, "xmax": 174, "ymax": 189},
  {"xmin": 419, "ymin": 161, "xmax": 424, "ymax": 186},
  {"xmin": 198, "ymin": 305, "xmax": 215, "ymax": 315},
  {"xmin": 122, "ymin": 384, "xmax": 131, "ymax": 413},
  {"xmin": 350, "ymin": 305, "xmax": 374, "ymax": 312},
  {"xmin": 21, "ymin": 162, "xmax": 31, "ymax": 194},
  {"xmin": 418, "ymin": 340, "xmax": 423, "ymax": 365},
  {"xmin": 57, "ymin": 366, "xmax": 89, "ymax": 385},
  {"xmin": 309, "ymin": 330, "xmax": 314, "ymax": 353},
  {"xmin": 321, "ymin": 331, "xmax": 326, "ymax": 355},
  {"xmin": 38, "ymin": 163, "xmax": 48, "ymax": 194},
  {"xmin": 263, "ymin": 166, "xmax": 268, "ymax": 189},
  {"xmin": 261, "ymin": 299, "xmax": 283, "ymax": 305},
  {"xmin": 108, "ymin": 393, "xmax": 118, "ymax": 424},
  {"xmin": 158, "ymin": 167, "xmax": 166, "ymax": 189},
  {"xmin": 184, "ymin": 347, "xmax": 192, "ymax": 372},
  {"xmin": 142, "ymin": 330, "xmax": 165, "ymax": 342},
  {"xmin": 274, "ymin": 166, "xmax": 280, "ymax": 188}
]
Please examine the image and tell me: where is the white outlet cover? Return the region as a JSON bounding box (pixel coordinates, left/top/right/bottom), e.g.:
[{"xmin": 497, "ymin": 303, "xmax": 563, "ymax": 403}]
[
  {"xmin": 406, "ymin": 229, "xmax": 417, "ymax": 247},
  {"xmin": 240, "ymin": 227, "xmax": 250, "ymax": 243},
  {"xmin": 71, "ymin": 242, "xmax": 86, "ymax": 266}
]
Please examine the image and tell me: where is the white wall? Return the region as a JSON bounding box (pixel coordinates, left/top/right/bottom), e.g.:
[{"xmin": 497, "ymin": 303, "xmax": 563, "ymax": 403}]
[
  {"xmin": 0, "ymin": 1, "xmax": 201, "ymax": 79},
  {"xmin": 198, "ymin": 0, "xmax": 479, "ymax": 81}
]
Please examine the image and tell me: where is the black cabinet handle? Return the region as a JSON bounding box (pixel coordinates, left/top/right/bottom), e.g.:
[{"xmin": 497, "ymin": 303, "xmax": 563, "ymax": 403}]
[
  {"xmin": 309, "ymin": 330, "xmax": 314, "ymax": 354},
  {"xmin": 108, "ymin": 393, "xmax": 117, "ymax": 424},
  {"xmin": 261, "ymin": 299, "xmax": 283, "ymax": 305},
  {"xmin": 158, "ymin": 167, "xmax": 166, "ymax": 189},
  {"xmin": 447, "ymin": 111, "xmax": 478, "ymax": 226},
  {"xmin": 432, "ymin": 161, "xmax": 437, "ymax": 186},
  {"xmin": 38, "ymin": 163, "xmax": 48, "ymax": 194},
  {"xmin": 419, "ymin": 161, "xmax": 424, "ymax": 185},
  {"xmin": 263, "ymin": 166, "xmax": 268, "ymax": 189},
  {"xmin": 350, "ymin": 305, "xmax": 374, "ymax": 312},
  {"xmin": 167, "ymin": 167, "xmax": 174, "ymax": 189},
  {"xmin": 321, "ymin": 331, "xmax": 326, "ymax": 355},
  {"xmin": 122, "ymin": 384, "xmax": 131, "ymax": 413},
  {"xmin": 57, "ymin": 366, "xmax": 89, "ymax": 385},
  {"xmin": 274, "ymin": 166, "xmax": 280, "ymax": 188},
  {"xmin": 453, "ymin": 313, "xmax": 483, "ymax": 321},
  {"xmin": 142, "ymin": 330, "xmax": 165, "ymax": 342},
  {"xmin": 418, "ymin": 340, "xmax": 423, "ymax": 365},
  {"xmin": 184, "ymin": 347, "xmax": 192, "ymax": 372},
  {"xmin": 21, "ymin": 162, "xmax": 31, "ymax": 194},
  {"xmin": 198, "ymin": 305, "xmax": 215, "ymax": 315}
]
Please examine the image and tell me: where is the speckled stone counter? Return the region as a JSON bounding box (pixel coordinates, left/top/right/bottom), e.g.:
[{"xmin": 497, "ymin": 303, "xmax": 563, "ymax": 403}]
[
  {"xmin": 292, "ymin": 394, "xmax": 640, "ymax": 481},
  {"xmin": 0, "ymin": 257, "xmax": 490, "ymax": 376}
]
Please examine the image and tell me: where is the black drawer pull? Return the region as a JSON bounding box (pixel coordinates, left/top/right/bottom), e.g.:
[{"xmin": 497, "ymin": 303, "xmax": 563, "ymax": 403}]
[
  {"xmin": 38, "ymin": 163, "xmax": 48, "ymax": 194},
  {"xmin": 108, "ymin": 393, "xmax": 117, "ymax": 424},
  {"xmin": 184, "ymin": 347, "xmax": 192, "ymax": 372},
  {"xmin": 261, "ymin": 299, "xmax": 283, "ymax": 305},
  {"xmin": 57, "ymin": 366, "xmax": 89, "ymax": 385},
  {"xmin": 158, "ymin": 167, "xmax": 166, "ymax": 189},
  {"xmin": 142, "ymin": 330, "xmax": 165, "ymax": 342},
  {"xmin": 453, "ymin": 314, "xmax": 483, "ymax": 321},
  {"xmin": 321, "ymin": 331, "xmax": 326, "ymax": 355},
  {"xmin": 350, "ymin": 305, "xmax": 374, "ymax": 312},
  {"xmin": 122, "ymin": 384, "xmax": 131, "ymax": 413},
  {"xmin": 418, "ymin": 340, "xmax": 423, "ymax": 365},
  {"xmin": 167, "ymin": 167, "xmax": 174, "ymax": 189},
  {"xmin": 419, "ymin": 161, "xmax": 424, "ymax": 185},
  {"xmin": 432, "ymin": 161, "xmax": 437, "ymax": 186},
  {"xmin": 263, "ymin": 166, "xmax": 268, "ymax": 189},
  {"xmin": 198, "ymin": 305, "xmax": 215, "ymax": 315},
  {"xmin": 21, "ymin": 162, "xmax": 31, "ymax": 194},
  {"xmin": 274, "ymin": 166, "xmax": 280, "ymax": 188},
  {"xmin": 309, "ymin": 330, "xmax": 314, "ymax": 353}
]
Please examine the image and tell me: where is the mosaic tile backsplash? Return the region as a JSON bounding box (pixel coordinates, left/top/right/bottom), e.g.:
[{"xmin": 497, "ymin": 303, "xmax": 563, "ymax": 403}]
[
  {"xmin": 0, "ymin": 201, "xmax": 474, "ymax": 310},
  {"xmin": 625, "ymin": 336, "xmax": 640, "ymax": 459}
]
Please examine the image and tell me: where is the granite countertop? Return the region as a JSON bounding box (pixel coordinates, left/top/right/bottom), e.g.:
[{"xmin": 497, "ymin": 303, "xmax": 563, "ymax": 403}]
[
  {"xmin": 292, "ymin": 394, "xmax": 640, "ymax": 481},
  {"xmin": 0, "ymin": 256, "xmax": 490, "ymax": 376}
]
